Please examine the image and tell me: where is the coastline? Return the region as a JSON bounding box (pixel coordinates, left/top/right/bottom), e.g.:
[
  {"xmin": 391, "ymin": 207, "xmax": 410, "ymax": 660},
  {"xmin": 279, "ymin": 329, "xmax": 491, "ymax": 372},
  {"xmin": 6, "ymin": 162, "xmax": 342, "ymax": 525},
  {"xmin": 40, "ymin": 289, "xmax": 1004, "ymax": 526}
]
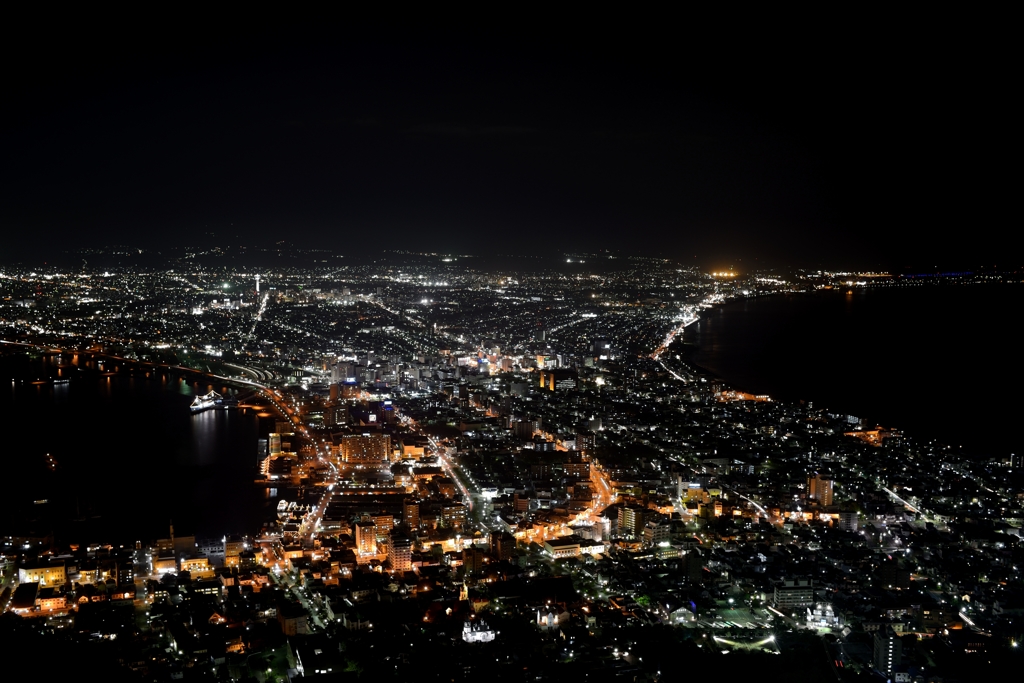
[
  {"xmin": 671, "ymin": 285, "xmax": 1022, "ymax": 458},
  {"xmin": 1, "ymin": 340, "xmax": 289, "ymax": 545},
  {"xmin": 669, "ymin": 290, "xmax": 882, "ymax": 415}
]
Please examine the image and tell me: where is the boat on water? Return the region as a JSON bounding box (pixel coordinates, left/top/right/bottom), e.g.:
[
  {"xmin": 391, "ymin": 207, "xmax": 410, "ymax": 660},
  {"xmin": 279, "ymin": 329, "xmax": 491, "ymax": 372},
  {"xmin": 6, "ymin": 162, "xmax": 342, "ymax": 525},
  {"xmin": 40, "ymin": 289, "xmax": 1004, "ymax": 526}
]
[{"xmin": 189, "ymin": 390, "xmax": 239, "ymax": 413}]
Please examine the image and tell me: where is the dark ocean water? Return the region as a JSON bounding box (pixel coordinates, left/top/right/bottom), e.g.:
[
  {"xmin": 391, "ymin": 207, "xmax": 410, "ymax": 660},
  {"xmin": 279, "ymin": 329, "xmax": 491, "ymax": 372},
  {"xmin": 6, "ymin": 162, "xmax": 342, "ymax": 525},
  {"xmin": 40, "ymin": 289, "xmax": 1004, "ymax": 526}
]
[
  {"xmin": 1, "ymin": 352, "xmax": 274, "ymax": 545},
  {"xmin": 683, "ymin": 282, "xmax": 1023, "ymax": 459}
]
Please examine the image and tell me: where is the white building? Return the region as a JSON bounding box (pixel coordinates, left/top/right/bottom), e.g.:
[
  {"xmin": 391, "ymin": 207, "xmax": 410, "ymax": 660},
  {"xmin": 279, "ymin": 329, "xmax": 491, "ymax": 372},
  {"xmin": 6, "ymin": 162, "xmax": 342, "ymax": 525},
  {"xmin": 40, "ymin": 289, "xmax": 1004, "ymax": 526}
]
[{"xmin": 462, "ymin": 619, "xmax": 496, "ymax": 643}]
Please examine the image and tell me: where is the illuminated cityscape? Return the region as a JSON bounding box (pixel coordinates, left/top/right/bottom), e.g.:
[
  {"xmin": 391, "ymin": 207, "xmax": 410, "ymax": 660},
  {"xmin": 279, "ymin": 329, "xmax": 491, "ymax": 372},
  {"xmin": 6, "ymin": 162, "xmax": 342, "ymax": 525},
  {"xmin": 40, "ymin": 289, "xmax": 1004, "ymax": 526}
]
[
  {"xmin": 0, "ymin": 15, "xmax": 1018, "ymax": 683},
  {"xmin": 1, "ymin": 251, "xmax": 1022, "ymax": 681}
]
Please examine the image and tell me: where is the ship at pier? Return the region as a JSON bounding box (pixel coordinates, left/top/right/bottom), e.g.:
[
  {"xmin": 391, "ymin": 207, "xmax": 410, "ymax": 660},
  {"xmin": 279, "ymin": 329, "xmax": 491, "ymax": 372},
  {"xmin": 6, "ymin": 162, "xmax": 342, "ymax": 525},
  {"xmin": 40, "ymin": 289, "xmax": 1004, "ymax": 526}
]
[{"xmin": 189, "ymin": 390, "xmax": 238, "ymax": 413}]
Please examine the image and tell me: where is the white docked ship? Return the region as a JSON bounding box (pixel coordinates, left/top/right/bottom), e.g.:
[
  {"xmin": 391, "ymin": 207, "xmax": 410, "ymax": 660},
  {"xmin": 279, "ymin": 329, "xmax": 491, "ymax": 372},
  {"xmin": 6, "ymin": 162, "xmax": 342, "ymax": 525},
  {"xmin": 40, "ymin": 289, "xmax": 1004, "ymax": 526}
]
[{"xmin": 189, "ymin": 390, "xmax": 238, "ymax": 413}]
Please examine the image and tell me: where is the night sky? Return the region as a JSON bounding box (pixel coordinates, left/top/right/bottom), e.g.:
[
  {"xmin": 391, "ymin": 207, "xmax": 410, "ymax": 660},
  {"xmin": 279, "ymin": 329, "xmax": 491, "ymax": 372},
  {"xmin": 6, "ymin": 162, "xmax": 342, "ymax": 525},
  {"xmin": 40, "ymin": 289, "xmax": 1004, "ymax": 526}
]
[{"xmin": 1, "ymin": 18, "xmax": 1012, "ymax": 270}]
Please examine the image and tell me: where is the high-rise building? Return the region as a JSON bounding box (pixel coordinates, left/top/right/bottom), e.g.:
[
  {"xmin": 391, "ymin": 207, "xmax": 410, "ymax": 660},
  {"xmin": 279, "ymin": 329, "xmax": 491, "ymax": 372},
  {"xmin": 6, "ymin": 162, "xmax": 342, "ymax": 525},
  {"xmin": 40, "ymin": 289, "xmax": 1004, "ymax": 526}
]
[
  {"xmin": 880, "ymin": 559, "xmax": 910, "ymax": 590},
  {"xmin": 684, "ymin": 550, "xmax": 704, "ymax": 582},
  {"xmin": 386, "ymin": 533, "xmax": 412, "ymax": 572},
  {"xmin": 463, "ymin": 545, "xmax": 486, "ymax": 576},
  {"xmin": 873, "ymin": 627, "xmax": 902, "ymax": 674},
  {"xmin": 373, "ymin": 514, "xmax": 395, "ymax": 534},
  {"xmin": 403, "ymin": 499, "xmax": 420, "ymax": 528},
  {"xmin": 324, "ymin": 404, "xmax": 348, "ymax": 427},
  {"xmin": 490, "ymin": 531, "xmax": 516, "ymax": 561},
  {"xmin": 442, "ymin": 502, "xmax": 467, "ymax": 530},
  {"xmin": 618, "ymin": 504, "xmax": 647, "ymax": 537},
  {"xmin": 590, "ymin": 339, "xmax": 615, "ymax": 359},
  {"xmin": 808, "ymin": 474, "xmax": 834, "ymax": 506},
  {"xmin": 838, "ymin": 511, "xmax": 859, "ymax": 532},
  {"xmin": 355, "ymin": 522, "xmax": 377, "ymax": 556},
  {"xmin": 257, "ymin": 438, "xmax": 270, "ymax": 475},
  {"xmin": 576, "ymin": 430, "xmax": 596, "ymax": 459}
]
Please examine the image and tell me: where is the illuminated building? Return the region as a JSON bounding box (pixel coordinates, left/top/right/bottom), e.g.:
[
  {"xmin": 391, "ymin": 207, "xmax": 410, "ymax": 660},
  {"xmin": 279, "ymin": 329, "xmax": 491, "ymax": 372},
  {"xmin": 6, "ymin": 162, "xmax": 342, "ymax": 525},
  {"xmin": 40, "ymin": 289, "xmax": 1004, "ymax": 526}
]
[
  {"xmin": 462, "ymin": 619, "xmax": 496, "ymax": 643},
  {"xmin": 96, "ymin": 556, "xmax": 134, "ymax": 585},
  {"xmin": 324, "ymin": 403, "xmax": 347, "ymax": 427},
  {"xmin": 35, "ymin": 586, "xmax": 67, "ymax": 612},
  {"xmin": 153, "ymin": 555, "xmax": 177, "ymax": 574},
  {"xmin": 565, "ymin": 460, "xmax": 591, "ymax": 478},
  {"xmin": 773, "ymin": 579, "xmax": 815, "ymax": 610},
  {"xmin": 590, "ymin": 338, "xmax": 615, "ymax": 359},
  {"xmin": 617, "ymin": 504, "xmax": 647, "ymax": 537},
  {"xmin": 873, "ymin": 627, "xmax": 902, "ymax": 674},
  {"xmin": 403, "ymin": 499, "xmax": 420, "ymax": 528},
  {"xmin": 807, "ymin": 474, "xmax": 833, "ymax": 506},
  {"xmin": 576, "ymin": 430, "xmax": 596, "ymax": 458},
  {"xmin": 18, "ymin": 563, "xmax": 66, "ymax": 587},
  {"xmin": 442, "ymin": 502, "xmax": 467, "ymax": 530},
  {"xmin": 387, "ymin": 533, "xmax": 412, "ymax": 572},
  {"xmin": 340, "ymin": 433, "xmax": 391, "ymax": 465},
  {"xmin": 544, "ymin": 536, "xmax": 581, "ymax": 559},
  {"xmin": 355, "ymin": 522, "xmax": 377, "ymax": 555},
  {"xmin": 399, "ymin": 436, "xmax": 427, "ymax": 460},
  {"xmin": 373, "ymin": 514, "xmax": 395, "ymax": 534},
  {"xmin": 257, "ymin": 437, "xmax": 268, "ymax": 464},
  {"xmin": 680, "ymin": 481, "xmax": 703, "ymax": 500},
  {"xmin": 805, "ymin": 602, "xmax": 841, "ymax": 630},
  {"xmin": 643, "ymin": 520, "xmax": 671, "ymax": 547},
  {"xmin": 179, "ymin": 557, "xmax": 213, "ymax": 578},
  {"xmin": 224, "ymin": 535, "xmax": 246, "ymax": 556},
  {"xmin": 539, "ymin": 369, "xmax": 578, "ymax": 392}
]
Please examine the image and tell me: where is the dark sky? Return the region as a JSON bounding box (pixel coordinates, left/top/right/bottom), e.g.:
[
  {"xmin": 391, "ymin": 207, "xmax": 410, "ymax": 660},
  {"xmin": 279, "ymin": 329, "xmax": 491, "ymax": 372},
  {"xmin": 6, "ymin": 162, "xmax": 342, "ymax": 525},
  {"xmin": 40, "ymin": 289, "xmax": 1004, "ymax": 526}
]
[{"xmin": 1, "ymin": 18, "xmax": 1013, "ymax": 270}]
